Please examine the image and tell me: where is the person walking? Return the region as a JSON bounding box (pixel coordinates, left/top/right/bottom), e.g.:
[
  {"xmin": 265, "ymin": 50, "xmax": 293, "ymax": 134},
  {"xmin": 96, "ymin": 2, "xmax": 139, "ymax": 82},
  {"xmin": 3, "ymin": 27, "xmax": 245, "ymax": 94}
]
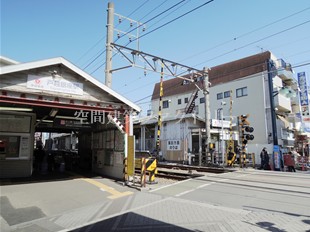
[
  {"xmin": 287, "ymin": 152, "xmax": 296, "ymax": 172},
  {"xmin": 264, "ymin": 150, "xmax": 270, "ymax": 170},
  {"xmin": 34, "ymin": 145, "xmax": 45, "ymax": 173},
  {"xmin": 260, "ymin": 147, "xmax": 267, "ymax": 169}
]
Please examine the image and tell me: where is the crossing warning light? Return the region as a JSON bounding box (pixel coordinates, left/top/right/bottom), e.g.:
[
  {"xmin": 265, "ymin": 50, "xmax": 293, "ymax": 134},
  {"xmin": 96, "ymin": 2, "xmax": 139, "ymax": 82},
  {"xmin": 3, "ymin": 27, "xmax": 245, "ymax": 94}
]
[{"xmin": 240, "ymin": 114, "xmax": 254, "ymax": 146}]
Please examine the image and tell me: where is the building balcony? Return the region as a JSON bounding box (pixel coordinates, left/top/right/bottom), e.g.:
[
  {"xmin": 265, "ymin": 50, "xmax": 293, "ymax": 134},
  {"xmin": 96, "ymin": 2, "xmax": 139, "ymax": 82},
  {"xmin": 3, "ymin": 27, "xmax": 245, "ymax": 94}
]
[
  {"xmin": 277, "ymin": 68, "xmax": 294, "ymax": 81},
  {"xmin": 274, "ymin": 93, "xmax": 292, "ymax": 113}
]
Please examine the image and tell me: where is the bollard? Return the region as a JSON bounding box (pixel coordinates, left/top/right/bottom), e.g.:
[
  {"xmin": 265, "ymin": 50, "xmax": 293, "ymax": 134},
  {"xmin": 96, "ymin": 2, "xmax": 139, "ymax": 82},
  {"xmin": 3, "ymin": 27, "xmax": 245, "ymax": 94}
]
[{"xmin": 141, "ymin": 158, "xmax": 146, "ymax": 187}]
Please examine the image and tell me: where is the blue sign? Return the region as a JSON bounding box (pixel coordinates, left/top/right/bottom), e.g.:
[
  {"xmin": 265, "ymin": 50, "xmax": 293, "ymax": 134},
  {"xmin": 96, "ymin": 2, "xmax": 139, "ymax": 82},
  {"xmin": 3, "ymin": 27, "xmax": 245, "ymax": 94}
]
[
  {"xmin": 273, "ymin": 145, "xmax": 281, "ymax": 171},
  {"xmin": 298, "ymin": 72, "xmax": 309, "ymax": 106}
]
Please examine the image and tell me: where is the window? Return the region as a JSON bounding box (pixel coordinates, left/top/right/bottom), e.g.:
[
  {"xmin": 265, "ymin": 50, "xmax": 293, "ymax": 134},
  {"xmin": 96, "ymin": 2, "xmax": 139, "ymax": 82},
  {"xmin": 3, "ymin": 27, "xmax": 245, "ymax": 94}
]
[
  {"xmin": 178, "ymin": 99, "xmax": 182, "ymax": 105},
  {"xmin": 236, "ymin": 87, "xmax": 247, "ymax": 98},
  {"xmin": 199, "ymin": 97, "xmax": 205, "ymax": 103},
  {"xmin": 163, "ymin": 100, "xmax": 169, "ymax": 108},
  {"xmin": 184, "ymin": 97, "xmax": 188, "ymax": 103},
  {"xmin": 217, "ymin": 93, "xmax": 223, "ymax": 100},
  {"xmin": 224, "ymin": 91, "xmax": 230, "ymax": 98}
]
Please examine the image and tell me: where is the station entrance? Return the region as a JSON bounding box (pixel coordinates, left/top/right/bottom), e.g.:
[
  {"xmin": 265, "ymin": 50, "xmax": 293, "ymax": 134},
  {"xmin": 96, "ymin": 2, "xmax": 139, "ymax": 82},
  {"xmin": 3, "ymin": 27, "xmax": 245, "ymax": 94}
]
[{"xmin": 0, "ymin": 57, "xmax": 140, "ymax": 179}]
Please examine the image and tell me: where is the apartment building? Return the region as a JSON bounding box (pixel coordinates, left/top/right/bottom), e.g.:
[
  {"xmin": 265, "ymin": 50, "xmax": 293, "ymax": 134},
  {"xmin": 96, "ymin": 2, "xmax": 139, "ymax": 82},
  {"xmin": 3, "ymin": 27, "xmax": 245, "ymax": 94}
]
[{"xmin": 135, "ymin": 51, "xmax": 305, "ymax": 163}]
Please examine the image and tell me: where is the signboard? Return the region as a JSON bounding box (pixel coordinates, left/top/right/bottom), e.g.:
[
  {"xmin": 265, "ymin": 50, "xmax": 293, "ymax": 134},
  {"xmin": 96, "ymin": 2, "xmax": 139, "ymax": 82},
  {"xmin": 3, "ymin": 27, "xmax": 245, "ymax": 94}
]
[
  {"xmin": 211, "ymin": 119, "xmax": 231, "ymax": 128},
  {"xmin": 297, "ymin": 72, "xmax": 310, "ymax": 121},
  {"xmin": 27, "ymin": 74, "xmax": 84, "ymax": 95},
  {"xmin": 273, "ymin": 145, "xmax": 281, "ymax": 171},
  {"xmin": 167, "ymin": 140, "xmax": 181, "ymax": 150}
]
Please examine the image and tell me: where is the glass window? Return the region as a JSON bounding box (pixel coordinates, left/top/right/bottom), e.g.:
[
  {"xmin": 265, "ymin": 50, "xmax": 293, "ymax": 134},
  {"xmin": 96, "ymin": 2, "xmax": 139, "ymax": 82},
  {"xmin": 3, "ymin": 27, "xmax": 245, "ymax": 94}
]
[
  {"xmin": 184, "ymin": 98, "xmax": 188, "ymax": 103},
  {"xmin": 163, "ymin": 100, "xmax": 169, "ymax": 108},
  {"xmin": 199, "ymin": 97, "xmax": 205, "ymax": 103},
  {"xmin": 0, "ymin": 135, "xmax": 20, "ymax": 158},
  {"xmin": 224, "ymin": 91, "xmax": 230, "ymax": 98},
  {"xmin": 236, "ymin": 87, "xmax": 248, "ymax": 98},
  {"xmin": 217, "ymin": 93, "xmax": 223, "ymax": 100},
  {"xmin": 178, "ymin": 99, "xmax": 181, "ymax": 105}
]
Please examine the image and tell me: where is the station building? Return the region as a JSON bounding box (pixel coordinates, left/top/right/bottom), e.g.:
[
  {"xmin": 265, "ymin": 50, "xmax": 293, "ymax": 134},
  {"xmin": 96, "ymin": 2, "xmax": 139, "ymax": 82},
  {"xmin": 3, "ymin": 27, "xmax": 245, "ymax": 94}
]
[{"xmin": 0, "ymin": 56, "xmax": 140, "ymax": 178}]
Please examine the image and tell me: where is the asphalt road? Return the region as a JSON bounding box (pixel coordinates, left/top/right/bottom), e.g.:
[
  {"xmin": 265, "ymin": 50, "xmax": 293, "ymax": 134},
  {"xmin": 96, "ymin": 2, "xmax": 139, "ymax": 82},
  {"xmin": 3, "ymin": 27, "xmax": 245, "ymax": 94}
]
[{"xmin": 1, "ymin": 169, "xmax": 310, "ymax": 231}]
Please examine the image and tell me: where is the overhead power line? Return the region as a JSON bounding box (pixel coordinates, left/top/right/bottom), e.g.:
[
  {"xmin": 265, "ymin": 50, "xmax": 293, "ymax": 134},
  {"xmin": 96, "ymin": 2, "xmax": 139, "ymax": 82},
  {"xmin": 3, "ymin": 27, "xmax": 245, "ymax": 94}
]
[
  {"xmin": 131, "ymin": 0, "xmax": 215, "ymax": 42},
  {"xmin": 194, "ymin": 19, "xmax": 310, "ymax": 68},
  {"xmin": 81, "ymin": 1, "xmax": 152, "ymax": 70},
  {"xmin": 179, "ymin": 6, "xmax": 310, "ymax": 62},
  {"xmin": 133, "ymin": 60, "xmax": 310, "ymax": 104},
  {"xmin": 86, "ymin": 0, "xmax": 188, "ymax": 73}
]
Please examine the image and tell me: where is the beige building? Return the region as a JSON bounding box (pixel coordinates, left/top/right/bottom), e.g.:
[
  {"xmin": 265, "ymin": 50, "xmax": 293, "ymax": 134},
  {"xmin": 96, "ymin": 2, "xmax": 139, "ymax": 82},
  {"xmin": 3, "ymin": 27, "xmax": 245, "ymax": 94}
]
[{"xmin": 138, "ymin": 51, "xmax": 303, "ymax": 163}]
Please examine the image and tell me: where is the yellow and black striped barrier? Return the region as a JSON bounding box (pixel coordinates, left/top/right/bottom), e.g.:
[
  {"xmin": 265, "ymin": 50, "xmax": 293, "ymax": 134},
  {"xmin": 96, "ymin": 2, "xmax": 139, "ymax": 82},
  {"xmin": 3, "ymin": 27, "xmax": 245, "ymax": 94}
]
[
  {"xmin": 146, "ymin": 158, "xmax": 157, "ymax": 184},
  {"xmin": 135, "ymin": 157, "xmax": 158, "ymax": 186},
  {"xmin": 123, "ymin": 158, "xmax": 128, "ymax": 182}
]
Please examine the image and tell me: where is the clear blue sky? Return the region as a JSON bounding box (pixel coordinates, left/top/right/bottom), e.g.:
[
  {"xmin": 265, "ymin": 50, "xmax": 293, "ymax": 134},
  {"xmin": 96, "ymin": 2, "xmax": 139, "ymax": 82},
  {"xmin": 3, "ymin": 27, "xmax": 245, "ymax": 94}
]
[{"xmin": 1, "ymin": 0, "xmax": 310, "ymax": 115}]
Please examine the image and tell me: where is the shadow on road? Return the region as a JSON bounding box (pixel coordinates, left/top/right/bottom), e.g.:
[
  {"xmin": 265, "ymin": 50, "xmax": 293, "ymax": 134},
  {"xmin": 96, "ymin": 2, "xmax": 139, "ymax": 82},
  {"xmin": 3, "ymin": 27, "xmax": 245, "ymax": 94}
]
[{"xmin": 71, "ymin": 212, "xmax": 193, "ymax": 232}]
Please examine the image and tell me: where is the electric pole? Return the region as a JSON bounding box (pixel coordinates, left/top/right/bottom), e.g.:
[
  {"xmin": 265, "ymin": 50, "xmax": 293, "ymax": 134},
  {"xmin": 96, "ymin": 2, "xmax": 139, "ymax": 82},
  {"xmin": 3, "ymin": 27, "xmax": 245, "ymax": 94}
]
[{"xmin": 105, "ymin": 2, "xmax": 114, "ymax": 87}]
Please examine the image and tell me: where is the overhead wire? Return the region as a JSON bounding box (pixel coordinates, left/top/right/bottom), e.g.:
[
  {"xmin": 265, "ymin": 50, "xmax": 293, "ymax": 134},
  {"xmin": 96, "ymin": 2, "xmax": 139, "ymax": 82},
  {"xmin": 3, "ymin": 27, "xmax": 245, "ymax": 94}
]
[
  {"xmin": 193, "ymin": 19, "xmax": 310, "ymax": 68},
  {"xmin": 179, "ymin": 6, "xmax": 310, "ymax": 62},
  {"xmin": 130, "ymin": 0, "xmax": 215, "ymax": 42},
  {"xmin": 132, "ymin": 60, "xmax": 310, "ymax": 104},
  {"xmin": 81, "ymin": 0, "xmax": 152, "ymax": 71},
  {"xmin": 89, "ymin": 0, "xmax": 191, "ymax": 74}
]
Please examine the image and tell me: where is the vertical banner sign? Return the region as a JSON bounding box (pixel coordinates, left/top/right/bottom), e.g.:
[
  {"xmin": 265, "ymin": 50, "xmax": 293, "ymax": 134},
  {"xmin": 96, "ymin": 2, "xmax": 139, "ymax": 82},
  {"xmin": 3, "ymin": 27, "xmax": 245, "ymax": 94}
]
[
  {"xmin": 273, "ymin": 145, "xmax": 281, "ymax": 171},
  {"xmin": 298, "ymin": 72, "xmax": 310, "ymax": 121}
]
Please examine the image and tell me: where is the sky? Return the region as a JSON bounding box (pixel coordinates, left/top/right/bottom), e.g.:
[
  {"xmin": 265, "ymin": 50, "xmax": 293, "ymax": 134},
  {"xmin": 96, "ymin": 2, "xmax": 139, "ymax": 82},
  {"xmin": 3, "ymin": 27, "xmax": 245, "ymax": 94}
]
[{"xmin": 1, "ymin": 0, "xmax": 310, "ymax": 115}]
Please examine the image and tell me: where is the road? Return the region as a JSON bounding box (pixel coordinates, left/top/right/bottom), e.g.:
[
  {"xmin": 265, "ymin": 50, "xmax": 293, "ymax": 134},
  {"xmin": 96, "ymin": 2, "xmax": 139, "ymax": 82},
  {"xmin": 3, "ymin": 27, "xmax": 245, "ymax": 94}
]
[{"xmin": 1, "ymin": 169, "xmax": 309, "ymax": 232}]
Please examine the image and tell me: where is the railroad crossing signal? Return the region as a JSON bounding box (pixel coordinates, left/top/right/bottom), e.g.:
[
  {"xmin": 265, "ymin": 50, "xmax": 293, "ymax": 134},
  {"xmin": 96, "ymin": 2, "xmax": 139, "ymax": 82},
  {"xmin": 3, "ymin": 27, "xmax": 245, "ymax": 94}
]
[
  {"xmin": 239, "ymin": 114, "xmax": 254, "ymax": 167},
  {"xmin": 240, "ymin": 114, "xmax": 254, "ymax": 145}
]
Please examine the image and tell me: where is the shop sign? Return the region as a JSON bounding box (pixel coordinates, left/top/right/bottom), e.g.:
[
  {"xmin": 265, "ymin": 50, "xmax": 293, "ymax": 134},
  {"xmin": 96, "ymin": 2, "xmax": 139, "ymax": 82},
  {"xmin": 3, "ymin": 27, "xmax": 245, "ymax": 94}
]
[{"xmin": 167, "ymin": 140, "xmax": 181, "ymax": 150}]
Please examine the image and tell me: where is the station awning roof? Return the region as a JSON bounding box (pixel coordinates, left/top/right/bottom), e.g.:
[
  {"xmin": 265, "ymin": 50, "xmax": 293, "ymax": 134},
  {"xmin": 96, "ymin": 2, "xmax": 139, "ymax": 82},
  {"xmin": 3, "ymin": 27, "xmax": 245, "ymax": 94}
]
[{"xmin": 0, "ymin": 56, "xmax": 141, "ymax": 132}]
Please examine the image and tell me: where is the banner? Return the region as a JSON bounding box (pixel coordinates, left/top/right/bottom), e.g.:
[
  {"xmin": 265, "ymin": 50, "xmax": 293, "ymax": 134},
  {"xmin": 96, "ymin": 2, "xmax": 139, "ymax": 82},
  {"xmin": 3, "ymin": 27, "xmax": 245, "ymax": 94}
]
[{"xmin": 297, "ymin": 72, "xmax": 310, "ymax": 121}]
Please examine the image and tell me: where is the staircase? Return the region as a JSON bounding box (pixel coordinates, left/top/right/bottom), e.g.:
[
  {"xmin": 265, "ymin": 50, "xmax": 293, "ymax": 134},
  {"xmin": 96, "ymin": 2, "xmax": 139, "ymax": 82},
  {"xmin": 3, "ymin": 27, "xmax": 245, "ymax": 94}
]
[{"xmin": 185, "ymin": 89, "xmax": 199, "ymax": 114}]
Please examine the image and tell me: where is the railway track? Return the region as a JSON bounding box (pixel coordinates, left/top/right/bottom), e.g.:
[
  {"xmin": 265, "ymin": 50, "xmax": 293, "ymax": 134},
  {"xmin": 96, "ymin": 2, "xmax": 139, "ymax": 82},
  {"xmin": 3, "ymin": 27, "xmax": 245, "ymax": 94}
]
[{"xmin": 157, "ymin": 163, "xmax": 233, "ymax": 174}]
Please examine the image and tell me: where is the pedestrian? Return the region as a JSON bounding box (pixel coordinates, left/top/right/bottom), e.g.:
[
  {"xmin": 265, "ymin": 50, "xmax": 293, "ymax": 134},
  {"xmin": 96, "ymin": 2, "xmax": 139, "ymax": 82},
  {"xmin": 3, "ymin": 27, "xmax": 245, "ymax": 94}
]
[
  {"xmin": 47, "ymin": 152, "xmax": 55, "ymax": 172},
  {"xmin": 287, "ymin": 152, "xmax": 296, "ymax": 172},
  {"xmin": 260, "ymin": 147, "xmax": 267, "ymax": 169},
  {"xmin": 34, "ymin": 145, "xmax": 45, "ymax": 173},
  {"xmin": 264, "ymin": 150, "xmax": 270, "ymax": 170}
]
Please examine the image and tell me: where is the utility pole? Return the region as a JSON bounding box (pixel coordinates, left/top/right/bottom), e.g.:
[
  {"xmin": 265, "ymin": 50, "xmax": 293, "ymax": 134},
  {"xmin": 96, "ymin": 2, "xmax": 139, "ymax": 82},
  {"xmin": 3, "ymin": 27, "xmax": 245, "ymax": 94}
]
[
  {"xmin": 267, "ymin": 59, "xmax": 278, "ymax": 145},
  {"xmin": 105, "ymin": 2, "xmax": 114, "ymax": 87},
  {"xmin": 203, "ymin": 67, "xmax": 211, "ymax": 164}
]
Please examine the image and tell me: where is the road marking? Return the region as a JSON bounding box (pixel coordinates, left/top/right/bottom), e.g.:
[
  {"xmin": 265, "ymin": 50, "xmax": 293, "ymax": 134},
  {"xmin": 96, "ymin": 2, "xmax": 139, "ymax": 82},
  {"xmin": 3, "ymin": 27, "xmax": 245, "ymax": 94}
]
[
  {"xmin": 196, "ymin": 182, "xmax": 216, "ymax": 188},
  {"xmin": 79, "ymin": 178, "xmax": 133, "ymax": 199},
  {"xmin": 149, "ymin": 178, "xmax": 192, "ymax": 192},
  {"xmin": 175, "ymin": 181, "xmax": 216, "ymax": 197}
]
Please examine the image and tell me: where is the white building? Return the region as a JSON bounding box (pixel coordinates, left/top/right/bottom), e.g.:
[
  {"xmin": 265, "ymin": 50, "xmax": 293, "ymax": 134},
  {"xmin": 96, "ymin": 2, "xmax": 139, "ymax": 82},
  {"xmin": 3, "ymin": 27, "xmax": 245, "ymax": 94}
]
[{"xmin": 136, "ymin": 51, "xmax": 305, "ymax": 163}]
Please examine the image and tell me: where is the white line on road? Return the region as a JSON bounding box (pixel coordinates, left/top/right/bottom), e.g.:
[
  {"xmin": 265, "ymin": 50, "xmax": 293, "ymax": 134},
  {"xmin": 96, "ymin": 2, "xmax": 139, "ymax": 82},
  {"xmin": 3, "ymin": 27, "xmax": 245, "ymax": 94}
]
[
  {"xmin": 175, "ymin": 182, "xmax": 216, "ymax": 197},
  {"xmin": 149, "ymin": 178, "xmax": 192, "ymax": 192}
]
